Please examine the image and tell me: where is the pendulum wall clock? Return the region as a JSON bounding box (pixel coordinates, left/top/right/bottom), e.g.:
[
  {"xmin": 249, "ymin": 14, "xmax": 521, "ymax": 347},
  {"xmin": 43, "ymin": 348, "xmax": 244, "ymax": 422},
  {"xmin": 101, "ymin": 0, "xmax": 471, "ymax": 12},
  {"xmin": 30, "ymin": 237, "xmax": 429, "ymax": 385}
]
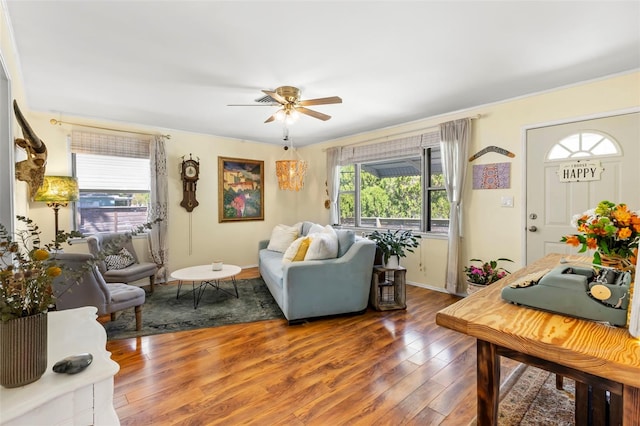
[{"xmin": 180, "ymin": 154, "xmax": 200, "ymax": 212}]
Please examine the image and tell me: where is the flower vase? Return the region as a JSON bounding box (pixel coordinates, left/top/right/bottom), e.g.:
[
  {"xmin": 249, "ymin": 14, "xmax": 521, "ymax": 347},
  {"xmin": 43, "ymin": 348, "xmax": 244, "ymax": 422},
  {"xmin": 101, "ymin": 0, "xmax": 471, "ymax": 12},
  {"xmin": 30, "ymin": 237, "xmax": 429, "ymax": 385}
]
[
  {"xmin": 466, "ymin": 280, "xmax": 487, "ymax": 295},
  {"xmin": 0, "ymin": 312, "xmax": 48, "ymax": 388},
  {"xmin": 599, "ymin": 253, "xmax": 636, "ymax": 327}
]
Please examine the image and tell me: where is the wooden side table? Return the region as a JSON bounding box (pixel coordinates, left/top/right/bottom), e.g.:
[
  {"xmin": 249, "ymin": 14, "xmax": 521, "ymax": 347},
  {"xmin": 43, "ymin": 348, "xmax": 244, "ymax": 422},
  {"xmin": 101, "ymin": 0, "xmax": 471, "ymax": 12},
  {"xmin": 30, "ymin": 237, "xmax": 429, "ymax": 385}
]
[{"xmin": 370, "ymin": 266, "xmax": 407, "ymax": 310}]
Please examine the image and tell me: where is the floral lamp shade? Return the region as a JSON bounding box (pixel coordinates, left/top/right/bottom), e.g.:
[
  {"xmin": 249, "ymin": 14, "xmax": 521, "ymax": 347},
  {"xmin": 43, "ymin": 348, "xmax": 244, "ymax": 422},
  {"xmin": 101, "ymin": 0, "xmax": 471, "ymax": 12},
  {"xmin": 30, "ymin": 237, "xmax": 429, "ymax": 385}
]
[{"xmin": 34, "ymin": 176, "xmax": 79, "ymax": 206}]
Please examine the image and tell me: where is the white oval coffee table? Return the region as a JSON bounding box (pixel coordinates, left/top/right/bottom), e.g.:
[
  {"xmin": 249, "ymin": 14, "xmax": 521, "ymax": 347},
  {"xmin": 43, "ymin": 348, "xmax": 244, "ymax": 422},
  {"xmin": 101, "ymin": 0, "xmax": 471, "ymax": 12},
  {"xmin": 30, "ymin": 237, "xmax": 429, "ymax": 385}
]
[{"xmin": 171, "ymin": 264, "xmax": 241, "ymax": 309}]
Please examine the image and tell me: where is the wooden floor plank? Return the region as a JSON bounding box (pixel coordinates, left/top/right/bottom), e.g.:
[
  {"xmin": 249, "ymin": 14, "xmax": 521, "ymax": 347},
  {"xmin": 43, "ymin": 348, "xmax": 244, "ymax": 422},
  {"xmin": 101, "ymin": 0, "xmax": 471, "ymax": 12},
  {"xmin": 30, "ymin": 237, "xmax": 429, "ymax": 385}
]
[{"xmin": 107, "ymin": 269, "xmax": 518, "ymax": 425}]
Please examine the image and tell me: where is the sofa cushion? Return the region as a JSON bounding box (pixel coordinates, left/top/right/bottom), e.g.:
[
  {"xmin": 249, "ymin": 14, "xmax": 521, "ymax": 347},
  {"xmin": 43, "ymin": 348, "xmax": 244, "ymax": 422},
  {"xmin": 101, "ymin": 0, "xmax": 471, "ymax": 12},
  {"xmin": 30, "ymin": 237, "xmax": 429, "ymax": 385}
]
[
  {"xmin": 305, "ymin": 225, "xmax": 339, "ymax": 260},
  {"xmin": 267, "ymin": 224, "xmax": 299, "ymax": 253},
  {"xmin": 335, "ymin": 229, "xmax": 356, "ymax": 257},
  {"xmin": 301, "ymin": 221, "xmax": 316, "ymax": 236},
  {"xmin": 282, "ymin": 236, "xmax": 311, "ymax": 263}
]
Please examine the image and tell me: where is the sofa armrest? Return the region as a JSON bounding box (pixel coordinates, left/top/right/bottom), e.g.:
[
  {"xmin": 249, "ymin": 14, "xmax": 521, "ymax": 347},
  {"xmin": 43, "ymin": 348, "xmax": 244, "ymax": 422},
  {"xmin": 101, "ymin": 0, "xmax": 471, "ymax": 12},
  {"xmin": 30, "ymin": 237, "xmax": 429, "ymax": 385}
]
[{"xmin": 258, "ymin": 239, "xmax": 270, "ymax": 250}]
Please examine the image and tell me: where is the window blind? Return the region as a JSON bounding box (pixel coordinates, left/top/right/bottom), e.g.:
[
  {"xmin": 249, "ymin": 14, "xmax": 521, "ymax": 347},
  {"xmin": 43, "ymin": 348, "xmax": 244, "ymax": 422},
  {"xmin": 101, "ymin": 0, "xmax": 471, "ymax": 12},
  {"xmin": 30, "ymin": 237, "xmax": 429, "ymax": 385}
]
[
  {"xmin": 71, "ymin": 131, "xmax": 150, "ymax": 159},
  {"xmin": 339, "ymin": 131, "xmax": 439, "ymax": 165}
]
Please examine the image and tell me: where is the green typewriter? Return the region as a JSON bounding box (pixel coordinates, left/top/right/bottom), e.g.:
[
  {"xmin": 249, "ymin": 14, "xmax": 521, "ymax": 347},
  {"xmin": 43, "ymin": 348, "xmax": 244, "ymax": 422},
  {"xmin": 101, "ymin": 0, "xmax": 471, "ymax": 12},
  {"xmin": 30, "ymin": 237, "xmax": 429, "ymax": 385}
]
[{"xmin": 501, "ymin": 264, "xmax": 631, "ymax": 326}]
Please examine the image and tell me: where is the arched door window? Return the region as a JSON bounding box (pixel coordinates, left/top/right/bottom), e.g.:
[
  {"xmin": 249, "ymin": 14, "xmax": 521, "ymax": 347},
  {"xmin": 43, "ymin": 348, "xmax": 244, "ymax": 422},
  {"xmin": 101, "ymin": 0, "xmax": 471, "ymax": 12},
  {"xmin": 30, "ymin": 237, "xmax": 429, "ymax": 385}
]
[{"xmin": 547, "ymin": 131, "xmax": 620, "ymax": 160}]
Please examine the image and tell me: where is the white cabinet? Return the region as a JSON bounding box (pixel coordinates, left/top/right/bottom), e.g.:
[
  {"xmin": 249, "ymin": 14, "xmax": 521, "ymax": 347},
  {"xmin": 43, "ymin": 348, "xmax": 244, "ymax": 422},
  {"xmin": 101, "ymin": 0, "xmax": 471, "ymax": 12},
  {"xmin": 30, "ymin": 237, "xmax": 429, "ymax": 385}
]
[{"xmin": 0, "ymin": 307, "xmax": 120, "ymax": 425}]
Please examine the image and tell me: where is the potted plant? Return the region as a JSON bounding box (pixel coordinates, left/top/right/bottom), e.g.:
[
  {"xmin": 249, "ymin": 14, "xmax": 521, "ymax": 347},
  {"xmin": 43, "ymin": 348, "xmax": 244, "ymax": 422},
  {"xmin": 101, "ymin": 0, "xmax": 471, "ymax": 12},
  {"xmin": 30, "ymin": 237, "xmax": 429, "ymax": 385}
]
[
  {"xmin": 464, "ymin": 258, "xmax": 513, "ymax": 291},
  {"xmin": 366, "ymin": 229, "xmax": 419, "ymax": 269},
  {"xmin": 0, "ymin": 216, "xmax": 85, "ymax": 387},
  {"xmin": 0, "ymin": 216, "xmax": 159, "ymax": 388}
]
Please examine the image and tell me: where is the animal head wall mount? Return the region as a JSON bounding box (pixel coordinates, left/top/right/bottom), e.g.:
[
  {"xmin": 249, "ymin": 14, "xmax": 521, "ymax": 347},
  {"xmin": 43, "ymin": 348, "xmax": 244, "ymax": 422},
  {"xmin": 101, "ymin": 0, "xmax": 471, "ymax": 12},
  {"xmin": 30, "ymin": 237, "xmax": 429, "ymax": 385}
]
[{"xmin": 13, "ymin": 100, "xmax": 47, "ymax": 199}]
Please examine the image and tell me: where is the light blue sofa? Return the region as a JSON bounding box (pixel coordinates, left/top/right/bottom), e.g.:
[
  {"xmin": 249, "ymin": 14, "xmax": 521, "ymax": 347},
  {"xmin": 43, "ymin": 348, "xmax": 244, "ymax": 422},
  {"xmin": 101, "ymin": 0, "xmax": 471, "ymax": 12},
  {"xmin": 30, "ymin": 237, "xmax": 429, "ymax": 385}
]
[{"xmin": 259, "ymin": 222, "xmax": 376, "ymax": 324}]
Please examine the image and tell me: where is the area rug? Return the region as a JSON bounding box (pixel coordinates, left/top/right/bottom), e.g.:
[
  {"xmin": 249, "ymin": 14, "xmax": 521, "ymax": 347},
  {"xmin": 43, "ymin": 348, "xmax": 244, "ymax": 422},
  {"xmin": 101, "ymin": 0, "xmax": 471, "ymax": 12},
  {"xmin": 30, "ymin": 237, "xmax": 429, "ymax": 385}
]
[
  {"xmin": 103, "ymin": 278, "xmax": 284, "ymax": 340},
  {"xmin": 496, "ymin": 364, "xmax": 576, "ymax": 425}
]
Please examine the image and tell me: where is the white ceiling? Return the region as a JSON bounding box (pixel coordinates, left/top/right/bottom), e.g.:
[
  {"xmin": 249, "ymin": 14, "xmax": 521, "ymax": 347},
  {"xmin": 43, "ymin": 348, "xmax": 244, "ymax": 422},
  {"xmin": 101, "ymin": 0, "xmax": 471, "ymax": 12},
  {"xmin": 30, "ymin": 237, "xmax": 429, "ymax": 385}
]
[{"xmin": 4, "ymin": 1, "xmax": 640, "ymax": 147}]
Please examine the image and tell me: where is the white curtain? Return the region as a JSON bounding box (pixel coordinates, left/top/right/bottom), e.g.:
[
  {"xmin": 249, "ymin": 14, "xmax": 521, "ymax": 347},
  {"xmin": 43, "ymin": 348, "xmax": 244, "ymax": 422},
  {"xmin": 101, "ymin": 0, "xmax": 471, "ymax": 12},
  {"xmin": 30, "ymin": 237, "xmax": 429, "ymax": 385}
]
[
  {"xmin": 326, "ymin": 147, "xmax": 340, "ymax": 225},
  {"xmin": 148, "ymin": 135, "xmax": 168, "ymax": 283},
  {"xmin": 440, "ymin": 118, "xmax": 470, "ymax": 294}
]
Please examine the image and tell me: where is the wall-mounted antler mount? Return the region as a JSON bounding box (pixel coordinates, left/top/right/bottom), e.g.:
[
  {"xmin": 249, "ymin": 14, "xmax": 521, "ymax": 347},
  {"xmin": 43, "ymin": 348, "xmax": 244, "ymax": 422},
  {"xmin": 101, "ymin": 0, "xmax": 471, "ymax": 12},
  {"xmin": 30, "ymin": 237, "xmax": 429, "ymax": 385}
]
[{"xmin": 13, "ymin": 100, "xmax": 48, "ymax": 199}]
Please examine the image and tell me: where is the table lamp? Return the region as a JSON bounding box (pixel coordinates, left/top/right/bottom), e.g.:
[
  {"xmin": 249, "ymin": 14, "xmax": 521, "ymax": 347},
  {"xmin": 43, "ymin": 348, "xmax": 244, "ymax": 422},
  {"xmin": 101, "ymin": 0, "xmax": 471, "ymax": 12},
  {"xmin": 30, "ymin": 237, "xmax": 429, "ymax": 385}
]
[{"xmin": 34, "ymin": 176, "xmax": 79, "ymax": 249}]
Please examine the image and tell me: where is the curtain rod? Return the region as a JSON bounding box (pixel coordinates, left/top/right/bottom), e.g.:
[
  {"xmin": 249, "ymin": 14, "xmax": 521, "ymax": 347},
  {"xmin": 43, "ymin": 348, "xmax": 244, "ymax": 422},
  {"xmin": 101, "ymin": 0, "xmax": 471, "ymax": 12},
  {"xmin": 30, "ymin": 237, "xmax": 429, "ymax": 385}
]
[
  {"xmin": 323, "ymin": 114, "xmax": 481, "ymax": 151},
  {"xmin": 50, "ymin": 118, "xmax": 171, "ymax": 139}
]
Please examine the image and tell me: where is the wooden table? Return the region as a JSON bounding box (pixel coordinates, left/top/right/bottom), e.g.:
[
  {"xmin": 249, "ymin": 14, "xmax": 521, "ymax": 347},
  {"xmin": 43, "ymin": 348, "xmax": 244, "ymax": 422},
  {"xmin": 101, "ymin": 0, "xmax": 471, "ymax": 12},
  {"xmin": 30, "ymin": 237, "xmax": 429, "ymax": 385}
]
[{"xmin": 435, "ymin": 253, "xmax": 640, "ymax": 425}]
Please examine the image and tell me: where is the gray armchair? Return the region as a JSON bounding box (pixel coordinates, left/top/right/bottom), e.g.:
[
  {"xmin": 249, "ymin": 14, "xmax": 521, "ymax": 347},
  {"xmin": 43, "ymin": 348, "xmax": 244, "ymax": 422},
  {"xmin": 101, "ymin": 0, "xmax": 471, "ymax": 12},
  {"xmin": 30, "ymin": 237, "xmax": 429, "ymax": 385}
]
[
  {"xmin": 87, "ymin": 232, "xmax": 157, "ymax": 292},
  {"xmin": 52, "ymin": 253, "xmax": 146, "ymax": 330}
]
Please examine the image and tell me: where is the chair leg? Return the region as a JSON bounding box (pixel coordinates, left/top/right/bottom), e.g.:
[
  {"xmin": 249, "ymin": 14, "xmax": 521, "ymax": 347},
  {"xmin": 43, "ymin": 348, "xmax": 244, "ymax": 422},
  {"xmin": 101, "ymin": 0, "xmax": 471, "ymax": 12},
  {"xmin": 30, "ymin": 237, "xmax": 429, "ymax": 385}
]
[
  {"xmin": 149, "ymin": 274, "xmax": 155, "ymax": 293},
  {"xmin": 135, "ymin": 305, "xmax": 143, "ymax": 331}
]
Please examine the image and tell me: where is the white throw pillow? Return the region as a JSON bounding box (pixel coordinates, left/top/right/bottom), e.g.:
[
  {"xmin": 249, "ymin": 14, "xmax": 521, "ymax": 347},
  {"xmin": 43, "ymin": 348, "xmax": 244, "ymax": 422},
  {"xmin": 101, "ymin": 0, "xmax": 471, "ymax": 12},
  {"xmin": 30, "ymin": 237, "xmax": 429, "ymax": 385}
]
[
  {"xmin": 304, "ymin": 225, "xmax": 339, "ymax": 260},
  {"xmin": 267, "ymin": 224, "xmax": 300, "ymax": 253},
  {"xmin": 307, "ymin": 223, "xmax": 326, "ymax": 235}
]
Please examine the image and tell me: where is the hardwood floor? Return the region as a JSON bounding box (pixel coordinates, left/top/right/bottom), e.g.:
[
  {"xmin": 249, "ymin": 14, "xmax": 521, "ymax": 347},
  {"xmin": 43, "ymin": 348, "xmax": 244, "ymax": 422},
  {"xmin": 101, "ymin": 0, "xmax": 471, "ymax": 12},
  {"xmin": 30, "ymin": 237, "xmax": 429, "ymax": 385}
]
[{"xmin": 107, "ymin": 268, "xmax": 519, "ymax": 425}]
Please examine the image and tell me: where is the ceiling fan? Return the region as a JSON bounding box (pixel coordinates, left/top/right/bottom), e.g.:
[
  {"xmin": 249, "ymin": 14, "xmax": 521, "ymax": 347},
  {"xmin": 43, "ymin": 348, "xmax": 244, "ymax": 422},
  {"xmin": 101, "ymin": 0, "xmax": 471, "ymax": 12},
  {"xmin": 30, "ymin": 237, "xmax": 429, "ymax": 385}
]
[{"xmin": 228, "ymin": 86, "xmax": 342, "ymax": 124}]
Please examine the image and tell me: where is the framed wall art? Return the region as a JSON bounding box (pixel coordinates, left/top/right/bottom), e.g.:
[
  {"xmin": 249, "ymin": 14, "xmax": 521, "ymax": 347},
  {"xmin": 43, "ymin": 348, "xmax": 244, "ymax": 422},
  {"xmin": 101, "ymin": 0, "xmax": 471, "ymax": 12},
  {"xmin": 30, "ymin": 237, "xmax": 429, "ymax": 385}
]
[{"xmin": 218, "ymin": 156, "xmax": 264, "ymax": 222}]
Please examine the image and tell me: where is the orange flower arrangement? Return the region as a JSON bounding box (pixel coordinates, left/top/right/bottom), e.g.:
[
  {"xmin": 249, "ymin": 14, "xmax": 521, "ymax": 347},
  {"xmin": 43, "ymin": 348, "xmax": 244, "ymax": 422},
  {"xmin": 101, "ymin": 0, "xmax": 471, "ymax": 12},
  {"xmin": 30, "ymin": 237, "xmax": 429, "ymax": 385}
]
[{"xmin": 561, "ymin": 200, "xmax": 640, "ymax": 265}]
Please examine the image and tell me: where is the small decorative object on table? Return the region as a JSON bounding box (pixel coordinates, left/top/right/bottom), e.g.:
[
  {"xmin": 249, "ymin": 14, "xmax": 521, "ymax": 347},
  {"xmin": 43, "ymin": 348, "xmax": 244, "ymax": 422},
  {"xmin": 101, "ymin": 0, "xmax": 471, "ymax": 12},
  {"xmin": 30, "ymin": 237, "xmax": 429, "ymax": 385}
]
[
  {"xmin": 561, "ymin": 200, "xmax": 639, "ymax": 327},
  {"xmin": 366, "ymin": 229, "xmax": 419, "ymax": 269},
  {"xmin": 464, "ymin": 257, "xmax": 513, "ymax": 294},
  {"xmin": 53, "ymin": 353, "xmax": 93, "ymax": 374}
]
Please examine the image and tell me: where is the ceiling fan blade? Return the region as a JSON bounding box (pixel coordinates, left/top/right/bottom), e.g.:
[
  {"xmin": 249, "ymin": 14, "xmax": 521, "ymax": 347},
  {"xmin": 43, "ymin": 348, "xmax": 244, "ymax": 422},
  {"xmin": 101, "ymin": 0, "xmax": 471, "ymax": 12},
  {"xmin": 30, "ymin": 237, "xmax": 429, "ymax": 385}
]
[
  {"xmin": 298, "ymin": 96, "xmax": 342, "ymax": 106},
  {"xmin": 227, "ymin": 103, "xmax": 280, "ymax": 107},
  {"xmin": 264, "ymin": 114, "xmax": 277, "ymax": 123},
  {"xmin": 297, "ymin": 107, "xmax": 331, "ymax": 121},
  {"xmin": 262, "ymin": 90, "xmax": 286, "ymax": 105}
]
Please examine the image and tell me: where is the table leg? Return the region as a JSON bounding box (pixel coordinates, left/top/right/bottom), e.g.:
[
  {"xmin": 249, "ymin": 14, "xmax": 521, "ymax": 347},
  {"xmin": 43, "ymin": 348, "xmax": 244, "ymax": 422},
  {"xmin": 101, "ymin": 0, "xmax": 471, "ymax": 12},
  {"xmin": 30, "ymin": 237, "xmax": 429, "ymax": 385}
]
[
  {"xmin": 176, "ymin": 280, "xmax": 183, "ymax": 299},
  {"xmin": 623, "ymin": 384, "xmax": 640, "ymax": 426},
  {"xmin": 477, "ymin": 340, "xmax": 500, "ymax": 425}
]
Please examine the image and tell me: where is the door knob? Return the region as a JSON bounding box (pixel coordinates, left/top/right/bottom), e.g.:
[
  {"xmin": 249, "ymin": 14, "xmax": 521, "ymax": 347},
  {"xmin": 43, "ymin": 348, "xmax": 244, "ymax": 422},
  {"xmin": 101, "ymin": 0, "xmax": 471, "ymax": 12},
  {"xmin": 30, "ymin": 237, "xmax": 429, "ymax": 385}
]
[{"xmin": 528, "ymin": 226, "xmax": 538, "ymax": 232}]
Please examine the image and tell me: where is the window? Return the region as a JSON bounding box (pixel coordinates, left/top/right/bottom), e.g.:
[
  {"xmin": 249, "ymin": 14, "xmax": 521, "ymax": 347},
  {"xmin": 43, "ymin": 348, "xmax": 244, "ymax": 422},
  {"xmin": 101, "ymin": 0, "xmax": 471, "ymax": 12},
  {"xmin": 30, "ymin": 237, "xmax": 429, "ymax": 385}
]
[
  {"xmin": 547, "ymin": 131, "xmax": 620, "ymax": 160},
  {"xmin": 338, "ymin": 132, "xmax": 449, "ymax": 233},
  {"xmin": 71, "ymin": 131, "xmax": 150, "ymax": 234}
]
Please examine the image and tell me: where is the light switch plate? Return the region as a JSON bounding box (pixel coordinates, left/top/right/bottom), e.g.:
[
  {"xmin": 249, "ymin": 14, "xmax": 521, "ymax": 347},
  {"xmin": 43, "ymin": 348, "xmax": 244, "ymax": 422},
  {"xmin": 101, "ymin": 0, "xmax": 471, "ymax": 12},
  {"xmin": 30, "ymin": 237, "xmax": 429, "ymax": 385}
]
[{"xmin": 501, "ymin": 196, "xmax": 514, "ymax": 207}]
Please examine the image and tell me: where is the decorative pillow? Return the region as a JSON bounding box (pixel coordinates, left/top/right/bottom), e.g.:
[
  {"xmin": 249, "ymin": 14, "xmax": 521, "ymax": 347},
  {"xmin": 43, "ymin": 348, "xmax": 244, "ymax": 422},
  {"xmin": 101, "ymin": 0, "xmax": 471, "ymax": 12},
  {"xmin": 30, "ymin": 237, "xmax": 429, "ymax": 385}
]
[
  {"xmin": 307, "ymin": 223, "xmax": 326, "ymax": 235},
  {"xmin": 304, "ymin": 225, "xmax": 339, "ymax": 260},
  {"xmin": 335, "ymin": 229, "xmax": 356, "ymax": 257},
  {"xmin": 282, "ymin": 236, "xmax": 311, "ymax": 263},
  {"xmin": 104, "ymin": 247, "xmax": 136, "ymax": 270},
  {"xmin": 267, "ymin": 224, "xmax": 299, "ymax": 253}
]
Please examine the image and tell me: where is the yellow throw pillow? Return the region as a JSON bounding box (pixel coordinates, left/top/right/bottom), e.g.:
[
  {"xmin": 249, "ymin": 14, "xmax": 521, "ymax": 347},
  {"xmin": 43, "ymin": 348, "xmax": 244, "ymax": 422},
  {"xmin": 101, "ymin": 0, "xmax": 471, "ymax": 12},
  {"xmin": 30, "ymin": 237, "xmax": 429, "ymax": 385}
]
[
  {"xmin": 282, "ymin": 236, "xmax": 311, "ymax": 263},
  {"xmin": 292, "ymin": 237, "xmax": 311, "ymax": 261}
]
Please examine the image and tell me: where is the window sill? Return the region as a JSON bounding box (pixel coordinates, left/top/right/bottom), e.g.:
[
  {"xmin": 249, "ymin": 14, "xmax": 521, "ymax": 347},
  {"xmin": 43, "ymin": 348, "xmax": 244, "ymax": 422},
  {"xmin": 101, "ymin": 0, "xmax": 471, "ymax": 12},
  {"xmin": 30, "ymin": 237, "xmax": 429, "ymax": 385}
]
[{"xmin": 335, "ymin": 225, "xmax": 448, "ymax": 240}]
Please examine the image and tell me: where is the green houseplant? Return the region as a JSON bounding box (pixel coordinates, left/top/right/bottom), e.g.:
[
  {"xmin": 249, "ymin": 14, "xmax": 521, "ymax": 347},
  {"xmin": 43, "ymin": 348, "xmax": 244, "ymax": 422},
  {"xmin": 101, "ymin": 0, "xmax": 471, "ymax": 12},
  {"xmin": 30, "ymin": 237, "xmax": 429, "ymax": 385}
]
[{"xmin": 366, "ymin": 229, "xmax": 420, "ymax": 268}]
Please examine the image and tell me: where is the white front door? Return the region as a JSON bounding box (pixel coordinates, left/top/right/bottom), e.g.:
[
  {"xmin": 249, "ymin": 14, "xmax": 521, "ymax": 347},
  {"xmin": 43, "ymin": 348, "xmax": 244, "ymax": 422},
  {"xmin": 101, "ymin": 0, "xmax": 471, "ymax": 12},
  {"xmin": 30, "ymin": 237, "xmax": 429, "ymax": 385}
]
[{"xmin": 525, "ymin": 112, "xmax": 640, "ymax": 264}]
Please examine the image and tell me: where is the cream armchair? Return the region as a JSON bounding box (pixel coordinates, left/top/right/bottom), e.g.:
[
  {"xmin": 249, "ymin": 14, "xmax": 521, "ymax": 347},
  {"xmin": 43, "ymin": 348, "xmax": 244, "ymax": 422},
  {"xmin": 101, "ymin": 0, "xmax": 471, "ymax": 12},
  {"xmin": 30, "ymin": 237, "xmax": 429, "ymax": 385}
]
[
  {"xmin": 52, "ymin": 253, "xmax": 146, "ymax": 331},
  {"xmin": 87, "ymin": 232, "xmax": 157, "ymax": 292}
]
